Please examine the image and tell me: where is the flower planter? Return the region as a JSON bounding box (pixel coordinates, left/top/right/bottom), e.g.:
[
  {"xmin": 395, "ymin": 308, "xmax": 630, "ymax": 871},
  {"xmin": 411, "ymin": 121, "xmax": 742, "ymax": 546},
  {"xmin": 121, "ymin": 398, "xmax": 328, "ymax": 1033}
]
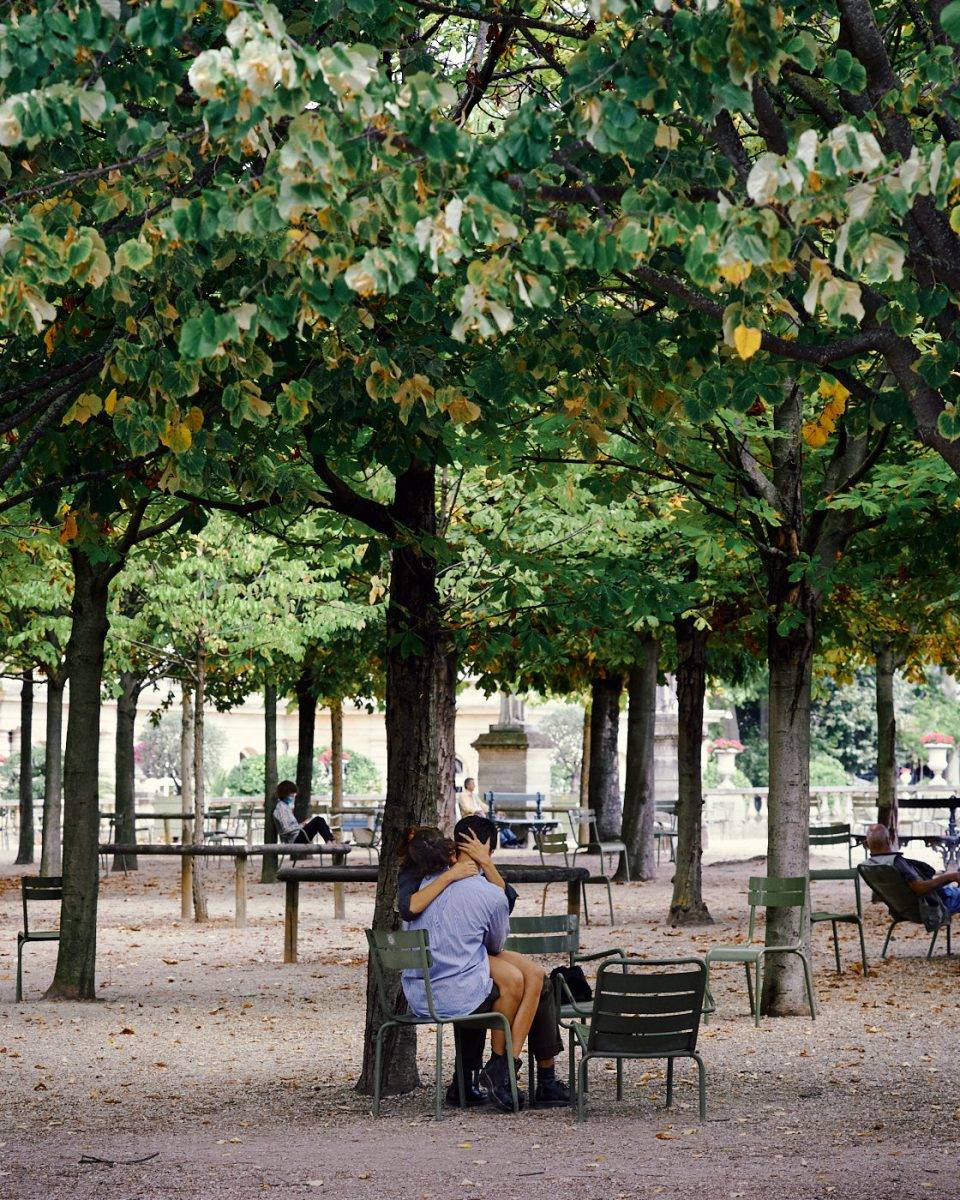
[
  {"xmin": 714, "ymin": 748, "xmax": 740, "ymax": 785},
  {"xmin": 925, "ymin": 742, "xmax": 951, "ymax": 784}
]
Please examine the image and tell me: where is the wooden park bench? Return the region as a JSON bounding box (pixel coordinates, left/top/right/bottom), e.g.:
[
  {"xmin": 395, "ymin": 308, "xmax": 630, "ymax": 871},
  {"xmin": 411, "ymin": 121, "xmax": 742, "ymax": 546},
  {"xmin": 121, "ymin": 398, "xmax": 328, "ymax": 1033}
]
[
  {"xmin": 276, "ymin": 861, "xmax": 591, "ymax": 964},
  {"xmin": 99, "ymin": 842, "xmax": 352, "ymax": 928}
]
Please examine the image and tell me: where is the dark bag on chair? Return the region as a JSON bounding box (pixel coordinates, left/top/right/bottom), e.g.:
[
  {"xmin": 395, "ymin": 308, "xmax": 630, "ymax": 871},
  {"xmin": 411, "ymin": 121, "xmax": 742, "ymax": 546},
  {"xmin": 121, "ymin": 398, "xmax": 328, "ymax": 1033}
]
[{"xmin": 551, "ymin": 964, "xmax": 592, "ymax": 1005}]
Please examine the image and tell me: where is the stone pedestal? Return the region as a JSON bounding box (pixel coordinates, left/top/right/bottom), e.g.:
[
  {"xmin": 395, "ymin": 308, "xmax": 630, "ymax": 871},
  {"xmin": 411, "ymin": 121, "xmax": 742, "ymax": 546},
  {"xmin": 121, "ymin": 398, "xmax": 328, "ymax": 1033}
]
[{"xmin": 472, "ymin": 724, "xmax": 554, "ymax": 797}]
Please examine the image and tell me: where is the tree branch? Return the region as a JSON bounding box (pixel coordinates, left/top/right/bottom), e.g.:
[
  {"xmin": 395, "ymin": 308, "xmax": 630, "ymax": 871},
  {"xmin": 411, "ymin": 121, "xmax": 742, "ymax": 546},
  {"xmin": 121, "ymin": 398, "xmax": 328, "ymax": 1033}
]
[{"xmin": 403, "ymin": 0, "xmax": 592, "ymax": 40}]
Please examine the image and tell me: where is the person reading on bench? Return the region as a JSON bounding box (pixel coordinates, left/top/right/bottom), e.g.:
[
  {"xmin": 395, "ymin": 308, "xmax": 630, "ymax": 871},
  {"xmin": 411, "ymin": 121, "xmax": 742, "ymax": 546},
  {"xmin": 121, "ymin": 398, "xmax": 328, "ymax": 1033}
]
[
  {"xmin": 273, "ymin": 780, "xmax": 333, "ymax": 845},
  {"xmin": 398, "ymin": 818, "xmax": 569, "ymax": 1110},
  {"xmin": 864, "ymin": 823, "xmax": 960, "ymax": 913}
]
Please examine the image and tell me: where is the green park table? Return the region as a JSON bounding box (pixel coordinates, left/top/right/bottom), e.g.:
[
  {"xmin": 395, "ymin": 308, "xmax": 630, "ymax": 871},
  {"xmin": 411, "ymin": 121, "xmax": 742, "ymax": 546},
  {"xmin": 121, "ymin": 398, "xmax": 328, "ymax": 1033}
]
[{"xmin": 275, "ymin": 862, "xmax": 590, "ymax": 964}]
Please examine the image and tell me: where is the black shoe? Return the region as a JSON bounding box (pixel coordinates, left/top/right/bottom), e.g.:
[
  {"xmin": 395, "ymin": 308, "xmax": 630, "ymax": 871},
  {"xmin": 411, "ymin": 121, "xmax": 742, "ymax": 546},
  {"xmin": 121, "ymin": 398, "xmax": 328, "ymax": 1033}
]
[
  {"xmin": 534, "ymin": 1076, "xmax": 571, "ymax": 1108},
  {"xmin": 480, "ymin": 1057, "xmax": 524, "ymax": 1113},
  {"xmin": 445, "ymin": 1078, "xmax": 489, "ymax": 1108}
]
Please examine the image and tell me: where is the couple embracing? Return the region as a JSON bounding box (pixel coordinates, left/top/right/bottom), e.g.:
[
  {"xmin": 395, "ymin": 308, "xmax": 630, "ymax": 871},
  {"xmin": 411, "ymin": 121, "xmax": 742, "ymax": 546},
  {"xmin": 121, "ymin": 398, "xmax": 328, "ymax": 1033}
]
[{"xmin": 397, "ymin": 814, "xmax": 569, "ymax": 1111}]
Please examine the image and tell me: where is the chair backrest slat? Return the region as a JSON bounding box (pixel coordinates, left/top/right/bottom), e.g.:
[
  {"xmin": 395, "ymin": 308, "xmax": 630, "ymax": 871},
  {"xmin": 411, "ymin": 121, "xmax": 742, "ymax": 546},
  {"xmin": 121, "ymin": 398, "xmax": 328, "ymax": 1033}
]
[
  {"xmin": 857, "ymin": 864, "xmax": 926, "ymax": 924},
  {"xmin": 365, "ymin": 929, "xmax": 434, "ymax": 1001},
  {"xmin": 747, "ymin": 875, "xmax": 808, "ymax": 909},
  {"xmin": 504, "ymin": 914, "xmax": 579, "ymax": 959},
  {"xmin": 587, "ymin": 958, "xmax": 705, "ymax": 1056},
  {"xmin": 21, "ymin": 876, "xmax": 63, "ymax": 937}
]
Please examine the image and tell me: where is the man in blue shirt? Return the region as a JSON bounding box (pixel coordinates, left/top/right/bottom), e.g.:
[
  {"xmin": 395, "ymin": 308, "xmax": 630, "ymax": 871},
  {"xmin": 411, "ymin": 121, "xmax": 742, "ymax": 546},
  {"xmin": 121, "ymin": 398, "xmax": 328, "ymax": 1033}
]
[{"xmin": 401, "ymin": 822, "xmax": 568, "ymax": 1111}]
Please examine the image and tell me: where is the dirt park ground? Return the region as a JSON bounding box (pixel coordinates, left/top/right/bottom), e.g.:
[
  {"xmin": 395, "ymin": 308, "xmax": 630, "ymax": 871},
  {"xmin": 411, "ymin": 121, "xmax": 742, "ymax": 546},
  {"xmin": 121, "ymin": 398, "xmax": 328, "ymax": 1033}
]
[{"xmin": 0, "ymin": 847, "xmax": 957, "ymax": 1200}]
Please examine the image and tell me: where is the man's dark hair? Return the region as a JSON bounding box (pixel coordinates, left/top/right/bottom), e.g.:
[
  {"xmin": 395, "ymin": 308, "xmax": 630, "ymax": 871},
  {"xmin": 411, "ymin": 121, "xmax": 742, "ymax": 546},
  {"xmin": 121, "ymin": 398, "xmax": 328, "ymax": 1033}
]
[
  {"xmin": 276, "ymin": 780, "xmax": 297, "ymax": 799},
  {"xmin": 463, "ymin": 777, "xmax": 476, "ymax": 788},
  {"xmin": 455, "ymin": 814, "xmax": 497, "ymax": 852}
]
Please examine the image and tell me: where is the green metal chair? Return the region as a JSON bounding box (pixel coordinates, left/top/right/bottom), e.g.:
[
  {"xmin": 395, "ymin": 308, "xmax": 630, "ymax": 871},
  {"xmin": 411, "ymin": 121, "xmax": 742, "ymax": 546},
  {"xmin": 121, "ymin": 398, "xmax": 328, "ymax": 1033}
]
[
  {"xmin": 17, "ymin": 876, "xmax": 62, "ymax": 1002},
  {"xmin": 810, "ymin": 867, "xmax": 869, "ymax": 975},
  {"xmin": 655, "ymin": 801, "xmax": 678, "ymax": 864},
  {"xmin": 704, "ymin": 875, "xmax": 817, "ymax": 1027},
  {"xmin": 570, "ymin": 957, "xmax": 707, "ymax": 1123},
  {"xmin": 535, "ymin": 830, "xmax": 613, "ymax": 925},
  {"xmin": 809, "ymin": 823, "xmax": 854, "ymax": 868},
  {"xmin": 504, "ymin": 913, "xmax": 625, "ymax": 1099},
  {"xmin": 858, "ymin": 863, "xmax": 954, "ymax": 958},
  {"xmin": 365, "ymin": 928, "xmax": 520, "ymax": 1119}
]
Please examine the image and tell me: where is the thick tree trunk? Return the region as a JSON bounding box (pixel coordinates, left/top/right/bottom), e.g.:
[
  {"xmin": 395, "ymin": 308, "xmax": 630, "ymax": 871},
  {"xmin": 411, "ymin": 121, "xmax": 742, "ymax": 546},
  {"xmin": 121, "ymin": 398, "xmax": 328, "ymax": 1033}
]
[
  {"xmin": 669, "ymin": 619, "xmax": 712, "ymax": 925},
  {"xmin": 876, "ymin": 643, "xmax": 897, "ymax": 838},
  {"xmin": 358, "ymin": 460, "xmax": 442, "ymax": 1096},
  {"xmin": 762, "ymin": 606, "xmax": 815, "ymax": 1015},
  {"xmin": 331, "ymin": 695, "xmax": 344, "ymax": 823},
  {"xmin": 180, "ymin": 689, "xmax": 194, "ymax": 920},
  {"xmin": 192, "ymin": 645, "xmax": 208, "ymax": 922},
  {"xmin": 588, "ymin": 672, "xmax": 624, "ymax": 840},
  {"xmin": 579, "ymin": 701, "xmax": 591, "ymax": 806},
  {"xmin": 15, "ymin": 668, "xmax": 35, "ymax": 864},
  {"xmin": 617, "ymin": 637, "xmax": 658, "ymax": 882},
  {"xmin": 260, "ymin": 683, "xmax": 279, "ymax": 883},
  {"xmin": 40, "ymin": 669, "xmax": 65, "ymax": 877},
  {"xmin": 437, "ymin": 648, "xmax": 458, "ymax": 835},
  {"xmin": 46, "ymin": 552, "xmax": 110, "ymax": 1000},
  {"xmin": 112, "ymin": 672, "xmax": 142, "ymax": 872},
  {"xmin": 294, "ymin": 669, "xmax": 318, "ymax": 823}
]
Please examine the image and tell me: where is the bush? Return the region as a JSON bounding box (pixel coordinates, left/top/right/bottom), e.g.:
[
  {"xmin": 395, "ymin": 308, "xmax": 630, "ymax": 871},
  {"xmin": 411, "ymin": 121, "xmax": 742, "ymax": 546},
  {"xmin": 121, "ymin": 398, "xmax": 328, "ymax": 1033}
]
[
  {"xmin": 702, "ymin": 757, "xmax": 753, "ymax": 790},
  {"xmin": 809, "ymin": 750, "xmax": 849, "ymax": 787},
  {"xmin": 731, "ymin": 741, "xmax": 848, "ymax": 789},
  {"xmin": 0, "ymin": 745, "xmax": 46, "ymax": 800},
  {"xmin": 222, "ymin": 747, "xmax": 381, "ymax": 797}
]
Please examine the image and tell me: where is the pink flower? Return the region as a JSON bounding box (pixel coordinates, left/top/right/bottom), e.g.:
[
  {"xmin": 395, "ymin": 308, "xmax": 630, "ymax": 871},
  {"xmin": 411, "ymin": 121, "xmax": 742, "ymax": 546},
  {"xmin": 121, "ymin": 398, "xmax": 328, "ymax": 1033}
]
[
  {"xmin": 711, "ymin": 738, "xmax": 744, "ymax": 753},
  {"xmin": 921, "ymin": 731, "xmax": 955, "ymax": 746}
]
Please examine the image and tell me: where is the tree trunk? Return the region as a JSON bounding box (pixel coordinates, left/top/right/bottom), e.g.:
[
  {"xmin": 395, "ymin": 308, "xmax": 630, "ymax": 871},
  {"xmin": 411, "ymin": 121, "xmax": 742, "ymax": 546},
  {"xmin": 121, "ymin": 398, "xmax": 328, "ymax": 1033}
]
[
  {"xmin": 358, "ymin": 460, "xmax": 442, "ymax": 1096},
  {"xmin": 112, "ymin": 671, "xmax": 142, "ymax": 872},
  {"xmin": 876, "ymin": 643, "xmax": 897, "ymax": 838},
  {"xmin": 579, "ymin": 701, "xmax": 591, "ymax": 806},
  {"xmin": 617, "ymin": 637, "xmax": 658, "ymax": 882},
  {"xmin": 294, "ymin": 668, "xmax": 318, "ymax": 823},
  {"xmin": 46, "ymin": 551, "xmax": 110, "ymax": 1000},
  {"xmin": 261, "ymin": 682, "xmax": 279, "ymax": 883},
  {"xmin": 587, "ymin": 671, "xmax": 624, "ymax": 840},
  {"xmin": 669, "ymin": 619, "xmax": 712, "ymax": 925},
  {"xmin": 762, "ymin": 604, "xmax": 815, "ymax": 1015},
  {"xmin": 191, "ymin": 643, "xmax": 208, "ymax": 922},
  {"xmin": 15, "ymin": 668, "xmax": 35, "ymax": 865},
  {"xmin": 40, "ymin": 668, "xmax": 65, "ymax": 877},
  {"xmin": 180, "ymin": 688, "xmax": 194, "ymax": 920},
  {"xmin": 436, "ymin": 648, "xmax": 458, "ymax": 835},
  {"xmin": 331, "ymin": 694, "xmax": 344, "ymax": 823}
]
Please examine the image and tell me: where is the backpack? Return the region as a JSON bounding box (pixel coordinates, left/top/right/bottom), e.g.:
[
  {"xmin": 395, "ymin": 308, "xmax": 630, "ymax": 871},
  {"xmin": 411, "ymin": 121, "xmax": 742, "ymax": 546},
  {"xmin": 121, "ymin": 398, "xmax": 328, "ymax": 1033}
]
[{"xmin": 550, "ymin": 964, "xmax": 592, "ymax": 1005}]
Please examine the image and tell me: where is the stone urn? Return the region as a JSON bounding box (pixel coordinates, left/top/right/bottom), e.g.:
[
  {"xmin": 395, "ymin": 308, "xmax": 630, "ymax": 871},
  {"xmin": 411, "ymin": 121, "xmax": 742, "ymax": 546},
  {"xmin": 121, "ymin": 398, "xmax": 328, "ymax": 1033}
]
[
  {"xmin": 712, "ymin": 743, "xmax": 742, "ymax": 786},
  {"xmin": 924, "ymin": 740, "xmax": 952, "ymax": 784}
]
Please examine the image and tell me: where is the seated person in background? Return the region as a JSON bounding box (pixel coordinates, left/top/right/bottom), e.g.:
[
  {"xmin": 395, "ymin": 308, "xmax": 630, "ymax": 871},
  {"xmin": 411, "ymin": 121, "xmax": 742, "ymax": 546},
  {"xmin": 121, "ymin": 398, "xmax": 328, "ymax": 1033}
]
[
  {"xmin": 458, "ymin": 776, "xmax": 486, "ymax": 818},
  {"xmin": 273, "ymin": 780, "xmax": 333, "ymax": 845},
  {"xmin": 865, "ymin": 823, "xmax": 960, "ymax": 913},
  {"xmin": 399, "ymin": 818, "xmax": 569, "ymax": 1109}
]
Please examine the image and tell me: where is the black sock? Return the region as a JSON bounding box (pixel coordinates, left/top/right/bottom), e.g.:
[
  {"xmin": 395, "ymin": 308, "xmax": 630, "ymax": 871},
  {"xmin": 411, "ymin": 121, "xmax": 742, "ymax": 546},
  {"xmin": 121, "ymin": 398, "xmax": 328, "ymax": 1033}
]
[{"xmin": 538, "ymin": 1064, "xmax": 556, "ymax": 1084}]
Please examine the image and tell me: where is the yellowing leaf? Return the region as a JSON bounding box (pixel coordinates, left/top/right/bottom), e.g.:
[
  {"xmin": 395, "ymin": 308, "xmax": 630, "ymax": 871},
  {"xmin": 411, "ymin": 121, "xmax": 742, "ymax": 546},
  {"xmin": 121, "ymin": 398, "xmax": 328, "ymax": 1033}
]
[
  {"xmin": 950, "ymin": 206, "xmax": 960, "ymax": 235},
  {"xmin": 103, "ymin": 388, "xmax": 118, "ymax": 415},
  {"xmin": 733, "ymin": 324, "xmax": 762, "ymax": 360},
  {"xmin": 802, "ymin": 422, "xmax": 829, "ymax": 448},
  {"xmin": 184, "ymin": 406, "xmax": 204, "ymax": 432},
  {"xmin": 654, "ymin": 123, "xmax": 679, "ymax": 151},
  {"xmin": 160, "ymin": 422, "xmax": 192, "ymax": 454},
  {"xmin": 720, "ymin": 260, "xmax": 751, "ymax": 286},
  {"xmin": 43, "ymin": 323, "xmax": 59, "ymax": 357},
  {"xmin": 62, "ymin": 392, "xmax": 102, "ymax": 425},
  {"xmin": 59, "ymin": 511, "xmax": 78, "ymax": 545},
  {"xmin": 443, "ymin": 392, "xmax": 481, "ymax": 424}
]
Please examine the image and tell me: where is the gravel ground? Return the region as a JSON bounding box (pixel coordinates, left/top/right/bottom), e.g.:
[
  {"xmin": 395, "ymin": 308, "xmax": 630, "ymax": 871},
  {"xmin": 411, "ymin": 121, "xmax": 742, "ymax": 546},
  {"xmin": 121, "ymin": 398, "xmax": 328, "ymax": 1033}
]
[{"xmin": 0, "ymin": 849, "xmax": 957, "ymax": 1200}]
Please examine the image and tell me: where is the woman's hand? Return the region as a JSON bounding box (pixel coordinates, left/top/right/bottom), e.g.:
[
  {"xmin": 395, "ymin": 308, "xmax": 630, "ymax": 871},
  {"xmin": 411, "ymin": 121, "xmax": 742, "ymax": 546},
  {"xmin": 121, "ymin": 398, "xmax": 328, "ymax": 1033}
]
[
  {"xmin": 457, "ymin": 830, "xmax": 494, "ymax": 870},
  {"xmin": 446, "ymin": 857, "xmax": 480, "ymax": 882}
]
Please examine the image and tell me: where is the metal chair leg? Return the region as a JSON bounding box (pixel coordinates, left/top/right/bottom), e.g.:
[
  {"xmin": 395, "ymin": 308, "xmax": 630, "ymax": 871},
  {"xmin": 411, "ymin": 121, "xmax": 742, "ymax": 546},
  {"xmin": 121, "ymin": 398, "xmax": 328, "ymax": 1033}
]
[
  {"xmin": 857, "ymin": 920, "xmax": 869, "ymax": 976},
  {"xmin": 581, "ymin": 881, "xmax": 590, "ymax": 926},
  {"xmin": 753, "ymin": 959, "xmax": 762, "ymax": 1027},
  {"xmin": 604, "ymin": 878, "xmax": 614, "ymax": 925},
  {"xmin": 744, "ymin": 962, "xmax": 754, "ymax": 1016},
  {"xmin": 947, "ymin": 919, "xmax": 953, "ymax": 956},
  {"xmin": 16, "ymin": 938, "xmax": 24, "ymax": 1003},
  {"xmin": 576, "ymin": 1055, "xmax": 590, "ymax": 1122},
  {"xmin": 665, "ymin": 1057, "xmax": 674, "ymax": 1108},
  {"xmin": 693, "ymin": 1052, "xmax": 707, "ymax": 1122},
  {"xmin": 454, "ymin": 1029, "xmax": 466, "ymax": 1108},
  {"xmin": 799, "ymin": 952, "xmax": 817, "ymax": 1019},
  {"xmin": 881, "ymin": 919, "xmax": 897, "ymax": 958},
  {"xmin": 616, "ymin": 1057, "xmax": 623, "ymax": 1101},
  {"xmin": 831, "ymin": 920, "xmax": 841, "ymax": 975},
  {"xmin": 928, "ymin": 925, "xmax": 940, "ymax": 958},
  {"xmin": 434, "ymin": 1026, "xmax": 444, "ymax": 1121},
  {"xmin": 373, "ymin": 1024, "xmax": 388, "ymax": 1116}
]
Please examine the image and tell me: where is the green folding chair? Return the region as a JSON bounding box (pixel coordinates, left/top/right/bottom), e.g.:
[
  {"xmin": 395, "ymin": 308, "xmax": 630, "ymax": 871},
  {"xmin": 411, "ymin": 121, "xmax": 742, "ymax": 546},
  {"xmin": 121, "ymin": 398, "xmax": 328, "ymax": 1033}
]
[
  {"xmin": 704, "ymin": 875, "xmax": 816, "ymax": 1027},
  {"xmin": 504, "ymin": 913, "xmax": 624, "ymax": 1099},
  {"xmin": 365, "ymin": 928, "xmax": 520, "ymax": 1119},
  {"xmin": 810, "ymin": 867, "xmax": 869, "ymax": 975},
  {"xmin": 809, "ymin": 823, "xmax": 854, "ymax": 867},
  {"xmin": 535, "ymin": 830, "xmax": 614, "ymax": 924},
  {"xmin": 570, "ymin": 957, "xmax": 707, "ymax": 1123},
  {"xmin": 16, "ymin": 876, "xmax": 62, "ymax": 1002}
]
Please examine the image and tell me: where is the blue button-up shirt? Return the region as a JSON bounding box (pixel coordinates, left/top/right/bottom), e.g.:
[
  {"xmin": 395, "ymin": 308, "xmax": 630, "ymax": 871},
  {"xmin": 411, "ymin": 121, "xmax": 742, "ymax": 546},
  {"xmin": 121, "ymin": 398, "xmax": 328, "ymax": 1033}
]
[{"xmin": 401, "ymin": 873, "xmax": 509, "ymax": 1019}]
